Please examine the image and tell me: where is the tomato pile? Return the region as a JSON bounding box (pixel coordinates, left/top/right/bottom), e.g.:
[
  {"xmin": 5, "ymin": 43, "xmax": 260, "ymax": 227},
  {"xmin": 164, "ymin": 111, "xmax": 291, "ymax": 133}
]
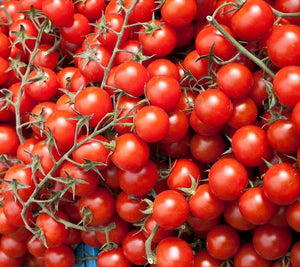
[{"xmin": 0, "ymin": 0, "xmax": 300, "ymax": 266}]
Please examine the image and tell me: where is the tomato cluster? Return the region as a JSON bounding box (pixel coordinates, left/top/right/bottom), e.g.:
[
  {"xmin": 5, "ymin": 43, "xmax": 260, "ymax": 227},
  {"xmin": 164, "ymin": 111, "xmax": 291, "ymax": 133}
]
[{"xmin": 0, "ymin": 0, "xmax": 300, "ymax": 266}]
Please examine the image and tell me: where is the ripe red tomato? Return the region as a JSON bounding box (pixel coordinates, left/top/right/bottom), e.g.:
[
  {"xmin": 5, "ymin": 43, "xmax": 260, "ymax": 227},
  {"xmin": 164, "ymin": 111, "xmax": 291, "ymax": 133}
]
[
  {"xmin": 253, "ymin": 224, "xmax": 292, "ymax": 261},
  {"xmin": 231, "ymin": 125, "xmax": 271, "ymax": 166},
  {"xmin": 36, "ymin": 211, "xmax": 71, "ymax": 247},
  {"xmin": 0, "ymin": 235, "xmax": 27, "ymax": 258},
  {"xmin": 134, "ymin": 105, "xmax": 169, "ymax": 142},
  {"xmin": 223, "ymin": 199, "xmax": 256, "ymax": 231},
  {"xmin": 74, "ymin": 86, "xmax": 113, "ymax": 128},
  {"xmin": 95, "ymin": 13, "xmax": 129, "ymax": 49},
  {"xmin": 234, "ymin": 243, "xmax": 272, "ymax": 267},
  {"xmin": 60, "ymin": 13, "xmax": 91, "ymax": 44},
  {"xmin": 153, "ymin": 190, "xmax": 189, "ymax": 229},
  {"xmin": 238, "ymin": 187, "xmax": 279, "ymax": 225},
  {"xmin": 139, "ymin": 19, "xmax": 177, "ymax": 57},
  {"xmin": 26, "ymin": 235, "xmax": 46, "ymax": 258},
  {"xmin": 194, "ymin": 89, "xmax": 233, "ymax": 126},
  {"xmin": 44, "ymin": 110, "xmax": 79, "ymax": 152},
  {"xmin": 195, "ymin": 24, "xmax": 237, "ymax": 61},
  {"xmin": 263, "ymin": 163, "xmax": 300, "ymax": 206},
  {"xmin": 167, "ymin": 158, "xmax": 201, "ymax": 192},
  {"xmin": 206, "ymin": 224, "xmax": 240, "ymax": 260},
  {"xmin": 44, "ymin": 244, "xmax": 75, "ymax": 267},
  {"xmin": 216, "ymin": 62, "xmax": 254, "ymax": 99},
  {"xmin": 0, "ymin": 248, "xmax": 23, "ymax": 267},
  {"xmin": 156, "ymin": 237, "xmax": 194, "ymax": 267},
  {"xmin": 9, "ymin": 18, "xmax": 38, "ymax": 51},
  {"xmin": 75, "ymin": 0, "xmax": 106, "ymax": 21},
  {"xmin": 97, "ymin": 247, "xmax": 131, "ymax": 267},
  {"xmin": 190, "ymin": 133, "xmax": 226, "ymax": 164},
  {"xmin": 118, "ymin": 159, "xmax": 158, "ymax": 197},
  {"xmin": 145, "ymin": 75, "xmax": 182, "ymax": 112},
  {"xmin": 78, "ymin": 186, "xmax": 116, "ymax": 226},
  {"xmin": 0, "ymin": 124, "xmax": 19, "ymax": 155},
  {"xmin": 122, "ymin": 230, "xmax": 147, "ymax": 266},
  {"xmin": 267, "ymin": 24, "xmax": 300, "ymax": 67},
  {"xmin": 146, "ymin": 58, "xmax": 180, "ymax": 81},
  {"xmin": 208, "ymin": 158, "xmax": 248, "ymax": 201},
  {"xmin": 59, "ymin": 161, "xmax": 99, "ymax": 197},
  {"xmin": 76, "ymin": 44, "xmax": 112, "ymax": 83},
  {"xmin": 1, "ymin": 164, "xmax": 35, "ymax": 202},
  {"xmin": 142, "ymin": 215, "xmax": 174, "ymax": 243},
  {"xmin": 274, "ymin": 0, "xmax": 300, "ymax": 25},
  {"xmin": 230, "ymin": 0, "xmax": 274, "ymax": 41},
  {"xmin": 72, "ymin": 134, "xmax": 112, "ymax": 170},
  {"xmin": 114, "ymin": 61, "xmax": 150, "ymax": 97},
  {"xmin": 267, "ymin": 117, "xmax": 300, "ymax": 154},
  {"xmin": 95, "ymin": 215, "xmax": 128, "ymax": 245},
  {"xmin": 273, "ymin": 65, "xmax": 300, "ymax": 107},
  {"xmin": 111, "ymin": 133, "xmax": 150, "ymax": 172},
  {"xmin": 291, "ymin": 241, "xmax": 300, "ymax": 267},
  {"xmin": 286, "ymin": 201, "xmax": 300, "ymax": 232},
  {"xmin": 227, "ymin": 97, "xmax": 258, "ymax": 129},
  {"xmin": 31, "ymin": 44, "xmax": 59, "ymax": 70},
  {"xmin": 29, "ymin": 101, "xmax": 56, "ymax": 138},
  {"xmin": 116, "ymin": 191, "xmax": 148, "ymax": 223},
  {"xmin": 25, "ymin": 67, "xmax": 59, "ymax": 101},
  {"xmin": 8, "ymin": 82, "xmax": 37, "ymax": 115},
  {"xmin": 161, "ymin": 0, "xmax": 197, "ymax": 26},
  {"xmin": 42, "ymin": 0, "xmax": 75, "ymax": 27},
  {"xmin": 189, "ymin": 183, "xmax": 225, "ymax": 220}
]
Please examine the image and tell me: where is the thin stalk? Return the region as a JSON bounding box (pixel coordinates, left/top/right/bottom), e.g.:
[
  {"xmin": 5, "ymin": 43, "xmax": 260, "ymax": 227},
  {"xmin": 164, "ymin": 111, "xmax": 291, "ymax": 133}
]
[{"xmin": 206, "ymin": 15, "xmax": 275, "ymax": 79}]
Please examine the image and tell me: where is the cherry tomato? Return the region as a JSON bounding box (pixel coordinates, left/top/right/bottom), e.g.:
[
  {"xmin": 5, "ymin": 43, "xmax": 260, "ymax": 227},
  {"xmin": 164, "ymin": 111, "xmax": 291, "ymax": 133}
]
[
  {"xmin": 267, "ymin": 24, "xmax": 300, "ymax": 67},
  {"xmin": 206, "ymin": 224, "xmax": 240, "ymax": 260},
  {"xmin": 145, "ymin": 75, "xmax": 182, "ymax": 112},
  {"xmin": 111, "ymin": 133, "xmax": 150, "ymax": 172},
  {"xmin": 208, "ymin": 158, "xmax": 248, "ymax": 201},
  {"xmin": 97, "ymin": 247, "xmax": 131, "ymax": 267},
  {"xmin": 42, "ymin": 0, "xmax": 75, "ymax": 27},
  {"xmin": 230, "ymin": 0, "xmax": 274, "ymax": 41},
  {"xmin": 25, "ymin": 67, "xmax": 59, "ymax": 101},
  {"xmin": 78, "ymin": 186, "xmax": 116, "ymax": 226},
  {"xmin": 74, "ymin": 86, "xmax": 113, "ymax": 128},
  {"xmin": 273, "ymin": 65, "xmax": 300, "ymax": 107},
  {"xmin": 114, "ymin": 61, "xmax": 150, "ymax": 97},
  {"xmin": 122, "ymin": 230, "xmax": 147, "ymax": 266},
  {"xmin": 134, "ymin": 105, "xmax": 169, "ymax": 142},
  {"xmin": 116, "ymin": 191, "xmax": 148, "ymax": 223},
  {"xmin": 286, "ymin": 201, "xmax": 300, "ymax": 232},
  {"xmin": 139, "ymin": 19, "xmax": 177, "ymax": 57},
  {"xmin": 263, "ymin": 162, "xmax": 300, "ymax": 206},
  {"xmin": 189, "ymin": 183, "xmax": 225, "ymax": 220},
  {"xmin": 190, "ymin": 133, "xmax": 226, "ymax": 164},
  {"xmin": 36, "ymin": 211, "xmax": 70, "ymax": 247},
  {"xmin": 60, "ymin": 13, "xmax": 91, "ymax": 44},
  {"xmin": 253, "ymin": 224, "xmax": 292, "ymax": 261},
  {"xmin": 118, "ymin": 159, "xmax": 158, "ymax": 196},
  {"xmin": 153, "ymin": 190, "xmax": 189, "ymax": 229},
  {"xmin": 234, "ymin": 243, "xmax": 272, "ymax": 267},
  {"xmin": 156, "ymin": 237, "xmax": 194, "ymax": 267},
  {"xmin": 195, "ymin": 24, "xmax": 237, "ymax": 61},
  {"xmin": 194, "ymin": 89, "xmax": 233, "ymax": 126},
  {"xmin": 238, "ymin": 187, "xmax": 279, "ymax": 225},
  {"xmin": 231, "ymin": 125, "xmax": 271, "ymax": 166},
  {"xmin": 217, "ymin": 62, "xmax": 254, "ymax": 99},
  {"xmin": 161, "ymin": 0, "xmax": 197, "ymax": 26},
  {"xmin": 44, "ymin": 244, "xmax": 75, "ymax": 267}
]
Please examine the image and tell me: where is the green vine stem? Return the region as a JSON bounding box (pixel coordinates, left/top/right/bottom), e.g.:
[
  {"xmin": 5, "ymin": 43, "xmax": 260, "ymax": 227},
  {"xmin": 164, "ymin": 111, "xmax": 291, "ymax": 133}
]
[
  {"xmin": 206, "ymin": 15, "xmax": 275, "ymax": 79},
  {"xmin": 145, "ymin": 224, "xmax": 159, "ymax": 265},
  {"xmin": 100, "ymin": 0, "xmax": 140, "ymax": 88}
]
